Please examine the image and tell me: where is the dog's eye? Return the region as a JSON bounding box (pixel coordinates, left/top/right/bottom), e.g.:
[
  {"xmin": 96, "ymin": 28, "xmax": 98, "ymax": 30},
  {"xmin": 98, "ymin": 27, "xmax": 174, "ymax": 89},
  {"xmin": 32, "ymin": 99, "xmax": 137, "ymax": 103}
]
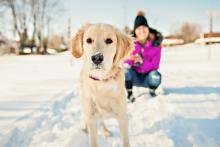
[
  {"xmin": 105, "ymin": 38, "xmax": 113, "ymax": 44},
  {"xmin": 86, "ymin": 38, "xmax": 93, "ymax": 44}
]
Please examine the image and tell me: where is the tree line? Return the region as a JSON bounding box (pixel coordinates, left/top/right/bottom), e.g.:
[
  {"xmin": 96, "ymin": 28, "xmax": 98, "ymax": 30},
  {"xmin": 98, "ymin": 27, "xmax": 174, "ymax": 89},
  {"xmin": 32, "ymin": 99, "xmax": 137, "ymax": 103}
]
[{"xmin": 0, "ymin": 0, "xmax": 62, "ymax": 54}]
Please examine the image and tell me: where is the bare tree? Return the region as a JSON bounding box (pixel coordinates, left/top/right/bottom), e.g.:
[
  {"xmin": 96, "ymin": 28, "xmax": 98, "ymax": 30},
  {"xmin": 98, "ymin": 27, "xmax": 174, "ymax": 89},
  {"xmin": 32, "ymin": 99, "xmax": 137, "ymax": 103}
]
[
  {"xmin": 28, "ymin": 0, "xmax": 60, "ymax": 54},
  {"xmin": 0, "ymin": 0, "xmax": 31, "ymax": 44},
  {"xmin": 0, "ymin": 3, "xmax": 3, "ymax": 32},
  {"xmin": 0, "ymin": 0, "xmax": 61, "ymax": 54},
  {"xmin": 39, "ymin": 0, "xmax": 57, "ymax": 53},
  {"xmin": 0, "ymin": 0, "xmax": 5, "ymax": 19},
  {"xmin": 48, "ymin": 34, "xmax": 65, "ymax": 49},
  {"xmin": 174, "ymin": 22, "xmax": 201, "ymax": 43},
  {"xmin": 123, "ymin": 25, "xmax": 132, "ymax": 34}
]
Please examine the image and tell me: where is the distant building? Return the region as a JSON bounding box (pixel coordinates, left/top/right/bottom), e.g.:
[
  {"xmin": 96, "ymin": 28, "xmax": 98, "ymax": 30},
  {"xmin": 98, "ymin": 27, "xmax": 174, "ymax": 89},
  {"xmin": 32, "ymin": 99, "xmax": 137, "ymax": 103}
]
[
  {"xmin": 162, "ymin": 36, "xmax": 184, "ymax": 47},
  {"xmin": 195, "ymin": 33, "xmax": 220, "ymax": 45}
]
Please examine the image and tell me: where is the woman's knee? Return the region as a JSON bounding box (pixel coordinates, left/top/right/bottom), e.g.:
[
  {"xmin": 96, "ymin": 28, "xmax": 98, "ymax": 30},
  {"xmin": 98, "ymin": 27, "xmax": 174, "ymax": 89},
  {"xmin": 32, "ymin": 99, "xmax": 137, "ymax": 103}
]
[{"xmin": 146, "ymin": 70, "xmax": 162, "ymax": 88}]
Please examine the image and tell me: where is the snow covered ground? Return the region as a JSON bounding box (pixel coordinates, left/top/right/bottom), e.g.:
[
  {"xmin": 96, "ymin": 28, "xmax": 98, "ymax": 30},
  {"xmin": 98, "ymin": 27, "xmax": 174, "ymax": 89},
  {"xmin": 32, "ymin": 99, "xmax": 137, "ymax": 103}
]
[{"xmin": 0, "ymin": 43, "xmax": 220, "ymax": 147}]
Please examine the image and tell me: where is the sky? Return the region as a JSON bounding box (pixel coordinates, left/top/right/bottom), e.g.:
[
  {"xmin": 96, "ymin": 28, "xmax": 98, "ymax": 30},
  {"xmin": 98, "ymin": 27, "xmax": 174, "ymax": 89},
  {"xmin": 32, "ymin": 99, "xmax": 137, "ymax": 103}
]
[
  {"xmin": 59, "ymin": 0, "xmax": 220, "ymax": 36},
  {"xmin": 1, "ymin": 0, "xmax": 220, "ymax": 38}
]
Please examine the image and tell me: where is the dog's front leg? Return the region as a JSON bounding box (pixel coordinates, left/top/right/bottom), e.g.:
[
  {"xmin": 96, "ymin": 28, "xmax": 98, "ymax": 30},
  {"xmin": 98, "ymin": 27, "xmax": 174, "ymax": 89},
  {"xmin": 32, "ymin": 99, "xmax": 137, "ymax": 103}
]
[
  {"xmin": 87, "ymin": 118, "xmax": 98, "ymax": 147},
  {"xmin": 117, "ymin": 114, "xmax": 130, "ymax": 147}
]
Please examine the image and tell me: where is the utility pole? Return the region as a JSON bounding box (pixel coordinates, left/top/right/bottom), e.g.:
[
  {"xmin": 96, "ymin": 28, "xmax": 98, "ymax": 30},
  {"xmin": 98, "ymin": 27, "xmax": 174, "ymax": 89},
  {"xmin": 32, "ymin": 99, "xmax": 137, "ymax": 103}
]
[
  {"xmin": 67, "ymin": 17, "xmax": 71, "ymax": 50},
  {"xmin": 207, "ymin": 10, "xmax": 220, "ymax": 60},
  {"xmin": 208, "ymin": 11, "xmax": 213, "ymax": 34},
  {"xmin": 207, "ymin": 10, "xmax": 214, "ymax": 61}
]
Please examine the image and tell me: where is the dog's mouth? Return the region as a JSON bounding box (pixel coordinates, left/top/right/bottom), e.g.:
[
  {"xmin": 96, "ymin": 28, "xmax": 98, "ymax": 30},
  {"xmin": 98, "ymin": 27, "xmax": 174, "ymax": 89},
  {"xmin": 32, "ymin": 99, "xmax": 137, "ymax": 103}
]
[
  {"xmin": 89, "ymin": 63, "xmax": 110, "ymax": 79},
  {"xmin": 94, "ymin": 66, "xmax": 102, "ymax": 70},
  {"xmin": 91, "ymin": 64, "xmax": 104, "ymax": 70}
]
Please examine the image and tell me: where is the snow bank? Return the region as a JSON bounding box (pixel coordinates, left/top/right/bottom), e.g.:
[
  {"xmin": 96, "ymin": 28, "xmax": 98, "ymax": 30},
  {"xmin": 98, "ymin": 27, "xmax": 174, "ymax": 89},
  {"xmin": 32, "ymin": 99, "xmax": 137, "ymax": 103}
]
[{"xmin": 0, "ymin": 44, "xmax": 220, "ymax": 147}]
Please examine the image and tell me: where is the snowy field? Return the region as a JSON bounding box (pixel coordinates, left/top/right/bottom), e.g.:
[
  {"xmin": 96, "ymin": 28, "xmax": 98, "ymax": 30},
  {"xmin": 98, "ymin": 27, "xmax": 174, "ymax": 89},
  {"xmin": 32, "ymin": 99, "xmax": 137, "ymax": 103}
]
[{"xmin": 0, "ymin": 43, "xmax": 220, "ymax": 147}]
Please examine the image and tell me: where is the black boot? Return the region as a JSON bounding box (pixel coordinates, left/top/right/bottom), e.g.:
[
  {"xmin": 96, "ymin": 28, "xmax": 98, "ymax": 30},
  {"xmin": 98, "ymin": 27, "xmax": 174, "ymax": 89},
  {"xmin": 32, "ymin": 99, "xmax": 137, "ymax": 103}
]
[
  {"xmin": 125, "ymin": 81, "xmax": 135, "ymax": 103},
  {"xmin": 149, "ymin": 86, "xmax": 157, "ymax": 97},
  {"xmin": 149, "ymin": 89, "xmax": 157, "ymax": 97},
  {"xmin": 127, "ymin": 89, "xmax": 135, "ymax": 103}
]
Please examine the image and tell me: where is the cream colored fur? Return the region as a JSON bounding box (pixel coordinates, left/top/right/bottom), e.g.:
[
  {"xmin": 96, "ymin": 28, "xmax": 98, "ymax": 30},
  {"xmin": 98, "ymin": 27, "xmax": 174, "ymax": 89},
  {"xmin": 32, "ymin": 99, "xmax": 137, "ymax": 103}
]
[{"xmin": 71, "ymin": 23, "xmax": 133, "ymax": 147}]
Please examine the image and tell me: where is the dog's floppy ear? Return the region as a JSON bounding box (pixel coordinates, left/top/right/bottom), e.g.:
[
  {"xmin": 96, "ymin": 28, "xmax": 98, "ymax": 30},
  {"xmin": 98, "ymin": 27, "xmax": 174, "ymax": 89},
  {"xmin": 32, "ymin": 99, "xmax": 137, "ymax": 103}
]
[
  {"xmin": 114, "ymin": 29, "xmax": 133, "ymax": 66},
  {"xmin": 71, "ymin": 24, "xmax": 91, "ymax": 58}
]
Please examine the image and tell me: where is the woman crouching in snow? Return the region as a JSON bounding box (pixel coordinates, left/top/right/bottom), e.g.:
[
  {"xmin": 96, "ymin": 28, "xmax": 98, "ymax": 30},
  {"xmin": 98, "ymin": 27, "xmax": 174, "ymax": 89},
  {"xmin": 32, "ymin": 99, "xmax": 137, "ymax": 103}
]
[{"xmin": 123, "ymin": 11, "xmax": 163, "ymax": 102}]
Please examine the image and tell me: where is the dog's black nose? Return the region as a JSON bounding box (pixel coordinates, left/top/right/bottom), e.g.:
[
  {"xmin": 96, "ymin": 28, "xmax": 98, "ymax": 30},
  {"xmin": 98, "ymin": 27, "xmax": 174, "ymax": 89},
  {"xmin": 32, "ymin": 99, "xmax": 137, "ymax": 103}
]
[{"xmin": 91, "ymin": 53, "xmax": 104, "ymax": 65}]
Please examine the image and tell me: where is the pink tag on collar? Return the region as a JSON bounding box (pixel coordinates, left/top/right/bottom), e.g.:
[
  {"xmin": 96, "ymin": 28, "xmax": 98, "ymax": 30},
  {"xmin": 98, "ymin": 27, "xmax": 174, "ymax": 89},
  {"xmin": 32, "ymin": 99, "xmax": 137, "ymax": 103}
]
[{"xmin": 89, "ymin": 75, "xmax": 100, "ymax": 81}]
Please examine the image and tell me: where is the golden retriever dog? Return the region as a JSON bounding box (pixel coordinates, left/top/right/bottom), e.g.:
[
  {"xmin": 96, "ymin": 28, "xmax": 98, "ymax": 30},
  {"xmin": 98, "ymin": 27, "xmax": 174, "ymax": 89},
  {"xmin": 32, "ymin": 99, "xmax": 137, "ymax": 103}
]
[{"xmin": 71, "ymin": 23, "xmax": 133, "ymax": 147}]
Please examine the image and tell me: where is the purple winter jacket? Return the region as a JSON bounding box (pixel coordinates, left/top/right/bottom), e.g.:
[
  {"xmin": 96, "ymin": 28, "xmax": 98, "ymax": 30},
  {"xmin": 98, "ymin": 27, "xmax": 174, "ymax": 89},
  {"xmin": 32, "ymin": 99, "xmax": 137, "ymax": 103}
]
[{"xmin": 124, "ymin": 41, "xmax": 162, "ymax": 74}]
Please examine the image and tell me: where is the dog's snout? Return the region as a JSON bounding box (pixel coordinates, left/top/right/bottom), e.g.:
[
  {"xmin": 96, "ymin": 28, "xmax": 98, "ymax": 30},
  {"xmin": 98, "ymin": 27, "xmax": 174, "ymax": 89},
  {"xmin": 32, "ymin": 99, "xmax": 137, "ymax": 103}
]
[{"xmin": 91, "ymin": 53, "xmax": 104, "ymax": 65}]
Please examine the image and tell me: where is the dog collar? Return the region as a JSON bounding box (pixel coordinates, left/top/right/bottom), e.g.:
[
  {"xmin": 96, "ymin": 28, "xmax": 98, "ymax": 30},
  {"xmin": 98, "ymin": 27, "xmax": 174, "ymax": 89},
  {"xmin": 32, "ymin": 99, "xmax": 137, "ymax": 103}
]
[
  {"xmin": 89, "ymin": 68, "xmax": 121, "ymax": 82},
  {"xmin": 89, "ymin": 75, "xmax": 101, "ymax": 81}
]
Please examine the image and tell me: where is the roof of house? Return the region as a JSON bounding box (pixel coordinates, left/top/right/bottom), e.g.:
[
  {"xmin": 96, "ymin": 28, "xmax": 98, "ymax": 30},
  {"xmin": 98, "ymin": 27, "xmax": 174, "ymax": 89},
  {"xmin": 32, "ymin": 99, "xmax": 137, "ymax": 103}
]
[{"xmin": 202, "ymin": 33, "xmax": 220, "ymax": 38}]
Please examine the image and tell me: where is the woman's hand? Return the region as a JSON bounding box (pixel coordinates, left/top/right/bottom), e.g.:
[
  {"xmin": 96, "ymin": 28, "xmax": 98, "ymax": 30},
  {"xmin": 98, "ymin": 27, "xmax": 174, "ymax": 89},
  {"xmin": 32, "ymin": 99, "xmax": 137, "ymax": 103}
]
[
  {"xmin": 122, "ymin": 63, "xmax": 131, "ymax": 69},
  {"xmin": 131, "ymin": 54, "xmax": 143, "ymax": 67}
]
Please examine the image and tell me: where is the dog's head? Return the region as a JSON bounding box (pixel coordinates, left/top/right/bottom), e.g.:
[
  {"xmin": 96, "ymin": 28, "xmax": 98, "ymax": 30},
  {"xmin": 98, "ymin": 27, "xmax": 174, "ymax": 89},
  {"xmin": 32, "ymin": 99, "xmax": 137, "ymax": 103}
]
[{"xmin": 71, "ymin": 23, "xmax": 133, "ymax": 77}]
